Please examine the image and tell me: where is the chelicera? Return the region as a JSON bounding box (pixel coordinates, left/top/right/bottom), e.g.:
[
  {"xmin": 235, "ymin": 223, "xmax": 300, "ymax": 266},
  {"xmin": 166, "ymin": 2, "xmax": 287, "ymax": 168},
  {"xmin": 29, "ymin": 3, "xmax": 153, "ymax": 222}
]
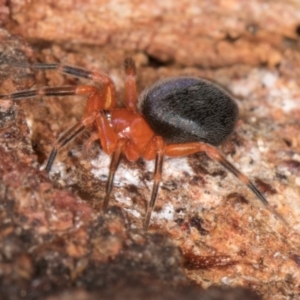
[{"xmin": 1, "ymin": 58, "xmax": 285, "ymax": 228}]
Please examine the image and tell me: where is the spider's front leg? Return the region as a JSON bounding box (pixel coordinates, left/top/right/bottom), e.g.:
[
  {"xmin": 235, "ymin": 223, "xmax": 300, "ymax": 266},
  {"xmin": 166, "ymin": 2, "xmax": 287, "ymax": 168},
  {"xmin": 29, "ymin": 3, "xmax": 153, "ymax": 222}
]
[
  {"xmin": 11, "ymin": 62, "xmax": 116, "ymax": 110},
  {"xmin": 1, "ymin": 57, "xmax": 121, "ymax": 170},
  {"xmin": 45, "ymin": 109, "xmax": 118, "ymax": 172},
  {"xmin": 0, "ymin": 85, "xmax": 96, "ymax": 170}
]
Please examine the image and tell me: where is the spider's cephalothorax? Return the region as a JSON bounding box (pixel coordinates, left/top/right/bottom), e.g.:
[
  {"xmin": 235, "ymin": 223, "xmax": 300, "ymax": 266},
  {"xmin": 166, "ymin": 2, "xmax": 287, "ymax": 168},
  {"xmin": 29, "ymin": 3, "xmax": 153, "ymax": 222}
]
[{"xmin": 0, "ymin": 58, "xmax": 285, "ymax": 229}]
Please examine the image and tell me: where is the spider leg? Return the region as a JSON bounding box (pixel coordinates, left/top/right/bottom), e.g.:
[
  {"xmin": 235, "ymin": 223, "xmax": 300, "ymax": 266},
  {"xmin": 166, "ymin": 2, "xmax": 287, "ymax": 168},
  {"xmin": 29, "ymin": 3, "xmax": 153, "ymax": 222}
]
[
  {"xmin": 46, "ymin": 121, "xmax": 86, "ymax": 172},
  {"xmin": 12, "ymin": 62, "xmax": 111, "ymax": 82},
  {"xmin": 0, "ymin": 85, "xmax": 109, "ymax": 110},
  {"xmin": 11, "ymin": 62, "xmax": 116, "ymax": 109},
  {"xmin": 164, "ymin": 142, "xmax": 287, "ymax": 225},
  {"xmin": 143, "ymin": 136, "xmax": 165, "ymax": 230},
  {"xmin": 0, "ymin": 81, "xmax": 119, "ymax": 167},
  {"xmin": 93, "ymin": 111, "xmax": 118, "ymax": 154},
  {"xmin": 83, "ymin": 132, "xmax": 99, "ymax": 157},
  {"xmin": 46, "ymin": 105, "xmax": 119, "ymax": 173},
  {"xmin": 144, "ymin": 151, "xmax": 164, "ymax": 230},
  {"xmin": 0, "ymin": 86, "xmax": 91, "ymax": 100},
  {"xmin": 124, "ymin": 58, "xmax": 138, "ymax": 111},
  {"xmin": 0, "ymin": 85, "xmax": 102, "ymax": 171},
  {"xmin": 0, "ymin": 71, "xmax": 119, "ymax": 173},
  {"xmin": 103, "ymin": 139, "xmax": 127, "ymax": 211}
]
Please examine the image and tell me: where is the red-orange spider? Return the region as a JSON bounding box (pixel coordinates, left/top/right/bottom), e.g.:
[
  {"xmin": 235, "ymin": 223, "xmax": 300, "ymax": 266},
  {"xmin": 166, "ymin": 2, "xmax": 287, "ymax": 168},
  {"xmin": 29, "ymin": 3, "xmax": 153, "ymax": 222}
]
[{"xmin": 1, "ymin": 58, "xmax": 285, "ymax": 229}]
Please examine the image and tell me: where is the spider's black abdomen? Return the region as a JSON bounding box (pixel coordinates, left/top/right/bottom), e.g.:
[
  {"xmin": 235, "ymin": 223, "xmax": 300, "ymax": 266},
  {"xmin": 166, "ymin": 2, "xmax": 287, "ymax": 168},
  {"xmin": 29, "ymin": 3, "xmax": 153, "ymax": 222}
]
[{"xmin": 138, "ymin": 77, "xmax": 239, "ymax": 146}]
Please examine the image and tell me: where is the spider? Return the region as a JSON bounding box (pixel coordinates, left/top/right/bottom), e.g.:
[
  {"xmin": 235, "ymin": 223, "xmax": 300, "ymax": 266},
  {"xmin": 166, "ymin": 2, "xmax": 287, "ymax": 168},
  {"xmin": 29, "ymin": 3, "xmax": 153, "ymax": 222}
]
[{"xmin": 1, "ymin": 57, "xmax": 285, "ymax": 229}]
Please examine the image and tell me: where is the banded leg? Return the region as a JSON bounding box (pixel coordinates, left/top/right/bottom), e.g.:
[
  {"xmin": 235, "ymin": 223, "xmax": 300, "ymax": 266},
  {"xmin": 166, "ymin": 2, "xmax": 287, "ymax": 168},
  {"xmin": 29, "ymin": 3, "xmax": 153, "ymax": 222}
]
[
  {"xmin": 164, "ymin": 142, "xmax": 287, "ymax": 225},
  {"xmin": 103, "ymin": 139, "xmax": 127, "ymax": 210},
  {"xmin": 0, "ymin": 84, "xmax": 119, "ymax": 171},
  {"xmin": 46, "ymin": 122, "xmax": 86, "ymax": 172},
  {"xmin": 11, "ymin": 62, "xmax": 116, "ymax": 109},
  {"xmin": 0, "ymin": 86, "xmax": 92, "ymax": 100},
  {"xmin": 0, "ymin": 85, "xmax": 105, "ymax": 105},
  {"xmin": 0, "ymin": 84, "xmax": 116, "ymax": 113},
  {"xmin": 144, "ymin": 152, "xmax": 164, "ymax": 230},
  {"xmin": 144, "ymin": 136, "xmax": 165, "ymax": 229},
  {"xmin": 46, "ymin": 109, "xmax": 119, "ymax": 172},
  {"xmin": 12, "ymin": 62, "xmax": 111, "ymax": 82}
]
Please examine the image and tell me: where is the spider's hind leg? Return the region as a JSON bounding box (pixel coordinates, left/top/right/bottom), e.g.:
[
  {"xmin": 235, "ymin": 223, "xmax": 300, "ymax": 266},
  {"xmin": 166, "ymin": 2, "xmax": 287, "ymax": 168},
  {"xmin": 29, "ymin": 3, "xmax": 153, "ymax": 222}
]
[
  {"xmin": 11, "ymin": 62, "xmax": 117, "ymax": 110},
  {"xmin": 164, "ymin": 142, "xmax": 287, "ymax": 225}
]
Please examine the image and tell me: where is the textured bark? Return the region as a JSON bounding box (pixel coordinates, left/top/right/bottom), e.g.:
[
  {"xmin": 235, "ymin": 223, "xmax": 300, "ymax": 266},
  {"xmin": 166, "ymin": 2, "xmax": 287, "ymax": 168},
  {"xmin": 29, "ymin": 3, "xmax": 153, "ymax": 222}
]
[
  {"xmin": 6, "ymin": 0, "xmax": 300, "ymax": 69},
  {"xmin": 0, "ymin": 1, "xmax": 300, "ymax": 299}
]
